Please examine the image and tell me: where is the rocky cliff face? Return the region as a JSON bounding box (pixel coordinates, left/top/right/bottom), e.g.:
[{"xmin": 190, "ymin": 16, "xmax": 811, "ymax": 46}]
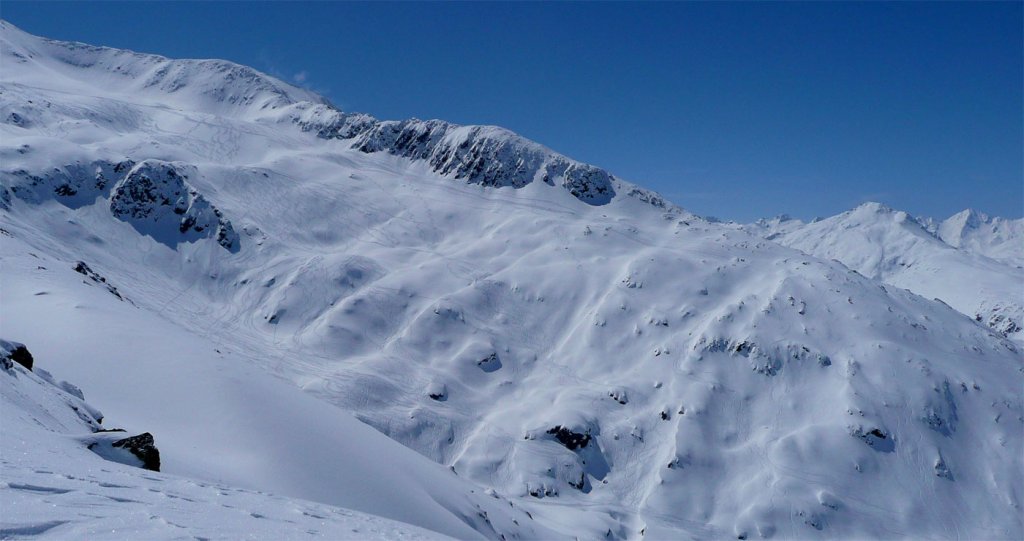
[
  {"xmin": 110, "ymin": 160, "xmax": 238, "ymax": 252},
  {"xmin": 2, "ymin": 157, "xmax": 238, "ymax": 252},
  {"xmin": 283, "ymin": 103, "xmax": 618, "ymax": 205},
  {"xmin": 349, "ymin": 120, "xmax": 616, "ymax": 204}
]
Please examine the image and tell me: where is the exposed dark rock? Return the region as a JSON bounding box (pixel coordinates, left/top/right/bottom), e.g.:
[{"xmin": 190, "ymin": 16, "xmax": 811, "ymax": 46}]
[
  {"xmin": 527, "ymin": 484, "xmax": 557, "ymax": 498},
  {"xmin": 73, "ymin": 261, "xmax": 126, "ymax": 301},
  {"xmin": 923, "ymin": 381, "xmax": 959, "ymax": 436},
  {"xmin": 112, "ymin": 432, "xmax": 161, "ymax": 472},
  {"xmin": 109, "ymin": 160, "xmax": 238, "ymax": 252},
  {"xmin": 547, "ymin": 426, "xmax": 590, "ymax": 450},
  {"xmin": 300, "ymin": 112, "xmax": 620, "ymax": 205},
  {"xmin": 850, "ymin": 425, "xmax": 895, "ymax": 452},
  {"xmin": 476, "ymin": 352, "xmax": 502, "ymax": 373},
  {"xmin": 983, "ymin": 311, "xmax": 1022, "ymax": 337},
  {"xmin": 427, "ymin": 382, "xmax": 448, "ymax": 401},
  {"xmin": 5, "ymin": 160, "xmax": 135, "ymax": 209},
  {"xmin": 5, "ymin": 343, "xmax": 34, "ymax": 371}
]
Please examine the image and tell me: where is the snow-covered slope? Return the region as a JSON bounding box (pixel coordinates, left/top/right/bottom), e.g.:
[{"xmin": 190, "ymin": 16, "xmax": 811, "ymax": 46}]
[
  {"xmin": 2, "ymin": 21, "xmax": 1022, "ymax": 540},
  {"xmin": 0, "ymin": 342, "xmax": 449, "ymax": 540},
  {"xmin": 0, "ymin": 233, "xmax": 552, "ymax": 540},
  {"xmin": 928, "ymin": 209, "xmax": 1024, "ymax": 268},
  {"xmin": 745, "ymin": 203, "xmax": 1024, "ymax": 341}
]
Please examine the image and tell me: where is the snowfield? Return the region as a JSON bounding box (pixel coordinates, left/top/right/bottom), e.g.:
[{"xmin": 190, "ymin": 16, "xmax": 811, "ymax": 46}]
[{"xmin": 1, "ymin": 21, "xmax": 1022, "ymax": 540}]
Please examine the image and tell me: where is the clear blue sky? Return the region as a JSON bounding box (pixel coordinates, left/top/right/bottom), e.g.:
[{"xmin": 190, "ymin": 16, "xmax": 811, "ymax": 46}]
[{"xmin": 3, "ymin": 2, "xmax": 1021, "ymax": 221}]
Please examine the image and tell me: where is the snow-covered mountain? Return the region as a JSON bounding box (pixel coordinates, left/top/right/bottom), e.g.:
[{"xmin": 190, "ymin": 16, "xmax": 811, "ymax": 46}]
[
  {"xmin": 745, "ymin": 202, "xmax": 1024, "ymax": 341},
  {"xmin": 927, "ymin": 209, "xmax": 1024, "ymax": 267},
  {"xmin": 2, "ymin": 21, "xmax": 1022, "ymax": 540}
]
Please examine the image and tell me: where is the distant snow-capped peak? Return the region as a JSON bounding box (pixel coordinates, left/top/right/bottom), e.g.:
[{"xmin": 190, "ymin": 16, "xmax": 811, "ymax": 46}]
[{"xmin": 745, "ymin": 202, "xmax": 1024, "ymax": 340}]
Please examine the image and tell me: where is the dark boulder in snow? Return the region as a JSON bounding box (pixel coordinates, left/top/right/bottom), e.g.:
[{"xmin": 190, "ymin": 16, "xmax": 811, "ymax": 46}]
[
  {"xmin": 476, "ymin": 352, "xmax": 502, "ymax": 373},
  {"xmin": 547, "ymin": 426, "xmax": 590, "ymax": 450},
  {"xmin": 427, "ymin": 381, "xmax": 448, "ymax": 401},
  {"xmin": 2, "ymin": 339, "xmax": 162, "ymax": 472},
  {"xmin": 109, "ymin": 160, "xmax": 239, "ymax": 252},
  {"xmin": 1, "ymin": 340, "xmax": 33, "ymax": 371},
  {"xmin": 112, "ymin": 432, "xmax": 161, "ymax": 472},
  {"xmin": 934, "ymin": 456, "xmax": 953, "ymax": 480},
  {"xmin": 88, "ymin": 431, "xmax": 162, "ymax": 472},
  {"xmin": 850, "ymin": 425, "xmax": 895, "ymax": 452}
]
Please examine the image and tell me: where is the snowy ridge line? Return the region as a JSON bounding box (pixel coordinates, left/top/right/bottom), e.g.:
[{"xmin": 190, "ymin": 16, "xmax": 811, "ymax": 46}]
[
  {"xmin": 285, "ymin": 102, "xmax": 677, "ymax": 208},
  {"xmin": 0, "ymin": 18, "xmax": 672, "ymax": 209},
  {"xmin": 0, "ymin": 19, "xmax": 327, "ymax": 115},
  {"xmin": 289, "ymin": 106, "xmax": 624, "ymax": 205}
]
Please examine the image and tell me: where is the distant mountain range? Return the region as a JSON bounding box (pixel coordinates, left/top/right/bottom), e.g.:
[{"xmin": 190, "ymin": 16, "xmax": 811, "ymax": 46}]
[{"xmin": 744, "ymin": 202, "xmax": 1023, "ymax": 340}]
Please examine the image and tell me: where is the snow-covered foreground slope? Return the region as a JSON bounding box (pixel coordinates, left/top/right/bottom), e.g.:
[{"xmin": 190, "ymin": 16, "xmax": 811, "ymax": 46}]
[
  {"xmin": 0, "ymin": 234, "xmax": 551, "ymax": 540},
  {"xmin": 745, "ymin": 203, "xmax": 1024, "ymax": 341},
  {"xmin": 0, "ymin": 342, "xmax": 449, "ymax": 540},
  {"xmin": 2, "ymin": 21, "xmax": 1022, "ymax": 540}
]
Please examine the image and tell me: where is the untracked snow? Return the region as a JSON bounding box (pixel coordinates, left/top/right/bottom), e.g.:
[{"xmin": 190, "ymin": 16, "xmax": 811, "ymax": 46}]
[{"xmin": 745, "ymin": 202, "xmax": 1024, "ymax": 342}]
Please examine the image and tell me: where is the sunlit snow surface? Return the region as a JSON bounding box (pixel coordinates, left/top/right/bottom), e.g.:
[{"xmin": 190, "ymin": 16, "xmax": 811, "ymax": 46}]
[
  {"xmin": 1, "ymin": 20, "xmax": 1022, "ymax": 540},
  {"xmin": 744, "ymin": 204, "xmax": 1024, "ymax": 343},
  {"xmin": 1, "ymin": 354, "xmax": 448, "ymax": 541}
]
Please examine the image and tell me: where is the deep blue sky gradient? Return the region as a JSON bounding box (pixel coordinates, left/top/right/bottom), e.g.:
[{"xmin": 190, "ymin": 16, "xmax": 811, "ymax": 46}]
[{"xmin": 3, "ymin": 2, "xmax": 1021, "ymax": 221}]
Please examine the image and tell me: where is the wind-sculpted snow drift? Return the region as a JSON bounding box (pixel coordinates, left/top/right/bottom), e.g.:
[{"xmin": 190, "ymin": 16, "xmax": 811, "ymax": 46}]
[{"xmin": 1, "ymin": 21, "xmax": 1022, "ymax": 540}]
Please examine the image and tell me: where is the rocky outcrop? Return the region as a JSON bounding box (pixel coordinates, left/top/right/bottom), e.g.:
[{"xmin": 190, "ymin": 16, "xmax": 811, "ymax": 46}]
[
  {"xmin": 109, "ymin": 160, "xmax": 238, "ymax": 251},
  {"xmin": 1, "ymin": 339, "xmax": 33, "ymax": 371},
  {"xmin": 73, "ymin": 261, "xmax": 127, "ymax": 302},
  {"xmin": 547, "ymin": 425, "xmax": 591, "ymax": 450},
  {"xmin": 850, "ymin": 425, "xmax": 894, "ymax": 452},
  {"xmin": 290, "ymin": 110, "xmax": 618, "ymax": 205},
  {"xmin": 351, "ymin": 120, "xmax": 615, "ymax": 205},
  {"xmin": 5, "ymin": 159, "xmax": 134, "ymax": 209},
  {"xmin": 111, "ymin": 432, "xmax": 161, "ymax": 472},
  {"xmin": 2, "ymin": 158, "xmax": 239, "ymax": 252},
  {"xmin": 1, "ymin": 339, "xmax": 163, "ymax": 473}
]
